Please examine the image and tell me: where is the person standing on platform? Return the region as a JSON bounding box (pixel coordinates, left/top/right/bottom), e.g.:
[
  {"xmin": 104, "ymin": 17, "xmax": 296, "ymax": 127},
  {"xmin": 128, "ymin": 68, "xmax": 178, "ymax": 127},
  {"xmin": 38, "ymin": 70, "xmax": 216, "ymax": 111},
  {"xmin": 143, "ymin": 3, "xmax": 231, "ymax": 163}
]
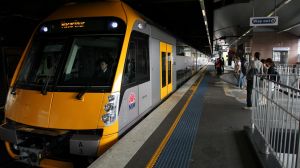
[
  {"xmin": 244, "ymin": 52, "xmax": 263, "ymax": 109},
  {"xmin": 265, "ymin": 58, "xmax": 280, "ymax": 82},
  {"xmin": 221, "ymin": 56, "xmax": 225, "ymax": 73},
  {"xmin": 253, "ymin": 52, "xmax": 263, "ymax": 74},
  {"xmin": 215, "ymin": 57, "xmax": 222, "ymax": 75},
  {"xmin": 243, "ymin": 60, "xmax": 256, "ymax": 110},
  {"xmin": 243, "ymin": 52, "xmax": 262, "ymax": 110}
]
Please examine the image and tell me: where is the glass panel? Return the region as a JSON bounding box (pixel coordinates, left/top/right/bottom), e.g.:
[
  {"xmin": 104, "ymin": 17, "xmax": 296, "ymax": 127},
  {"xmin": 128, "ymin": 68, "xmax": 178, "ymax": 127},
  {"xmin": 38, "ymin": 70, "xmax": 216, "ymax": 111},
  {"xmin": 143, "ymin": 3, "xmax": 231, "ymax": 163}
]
[
  {"xmin": 123, "ymin": 41, "xmax": 136, "ymax": 85},
  {"xmin": 61, "ymin": 36, "xmax": 122, "ymax": 86},
  {"xmin": 280, "ymin": 51, "xmax": 288, "ymax": 64},
  {"xmin": 168, "ymin": 53, "xmax": 171, "ymax": 84},
  {"xmin": 162, "ymin": 52, "xmax": 166, "ymax": 87},
  {"xmin": 273, "ymin": 51, "xmax": 281, "ymax": 62},
  {"xmin": 18, "ymin": 39, "xmax": 65, "ymax": 85},
  {"xmin": 136, "ymin": 35, "xmax": 149, "ymax": 81},
  {"xmin": 16, "ymin": 17, "xmax": 125, "ymax": 91},
  {"xmin": 17, "ymin": 35, "xmax": 122, "ymax": 89}
]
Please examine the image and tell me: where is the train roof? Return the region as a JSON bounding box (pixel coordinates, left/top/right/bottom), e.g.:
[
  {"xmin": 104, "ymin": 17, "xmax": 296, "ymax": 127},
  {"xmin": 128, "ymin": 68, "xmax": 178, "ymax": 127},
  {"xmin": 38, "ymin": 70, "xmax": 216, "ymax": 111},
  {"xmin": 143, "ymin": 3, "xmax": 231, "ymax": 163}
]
[{"xmin": 44, "ymin": 1, "xmax": 140, "ymax": 24}]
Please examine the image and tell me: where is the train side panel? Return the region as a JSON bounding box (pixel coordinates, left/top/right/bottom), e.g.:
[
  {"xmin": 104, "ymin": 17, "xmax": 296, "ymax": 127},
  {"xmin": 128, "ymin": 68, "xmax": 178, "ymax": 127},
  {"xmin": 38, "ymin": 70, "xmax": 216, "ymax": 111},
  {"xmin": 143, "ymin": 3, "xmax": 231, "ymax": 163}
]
[
  {"xmin": 172, "ymin": 44, "xmax": 177, "ymax": 91},
  {"xmin": 118, "ymin": 19, "xmax": 152, "ymax": 134},
  {"xmin": 119, "ymin": 86, "xmax": 139, "ymax": 132},
  {"xmin": 131, "ymin": 21, "xmax": 152, "ymax": 116},
  {"xmin": 149, "ymin": 38, "xmax": 160, "ymax": 106},
  {"xmin": 150, "ymin": 26, "xmax": 176, "ymax": 102},
  {"xmin": 118, "ymin": 23, "xmax": 179, "ymax": 134}
]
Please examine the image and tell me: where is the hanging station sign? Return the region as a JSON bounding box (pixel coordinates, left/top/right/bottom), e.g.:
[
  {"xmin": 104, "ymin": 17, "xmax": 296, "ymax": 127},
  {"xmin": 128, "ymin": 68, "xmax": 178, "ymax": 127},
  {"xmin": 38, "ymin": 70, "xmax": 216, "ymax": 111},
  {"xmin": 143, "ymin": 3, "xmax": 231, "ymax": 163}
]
[{"xmin": 250, "ymin": 16, "xmax": 278, "ymax": 26}]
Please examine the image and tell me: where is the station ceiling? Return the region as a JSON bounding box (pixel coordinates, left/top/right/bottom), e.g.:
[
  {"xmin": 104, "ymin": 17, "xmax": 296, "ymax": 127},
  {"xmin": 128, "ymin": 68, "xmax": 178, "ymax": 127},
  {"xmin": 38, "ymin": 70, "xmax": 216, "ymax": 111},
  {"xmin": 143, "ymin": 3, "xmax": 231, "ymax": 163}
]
[
  {"xmin": 0, "ymin": 0, "xmax": 299, "ymax": 55},
  {"xmin": 214, "ymin": 0, "xmax": 300, "ymax": 48}
]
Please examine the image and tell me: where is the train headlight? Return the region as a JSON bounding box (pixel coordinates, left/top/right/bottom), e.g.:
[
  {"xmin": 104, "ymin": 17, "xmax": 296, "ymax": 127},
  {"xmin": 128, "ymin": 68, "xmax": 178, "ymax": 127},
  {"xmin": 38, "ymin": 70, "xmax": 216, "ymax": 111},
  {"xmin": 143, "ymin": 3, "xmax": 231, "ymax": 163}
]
[
  {"xmin": 41, "ymin": 26, "xmax": 48, "ymax": 32},
  {"xmin": 104, "ymin": 103, "xmax": 113, "ymax": 112},
  {"xmin": 102, "ymin": 113, "xmax": 116, "ymax": 125},
  {"xmin": 108, "ymin": 95, "xmax": 115, "ymax": 102},
  {"xmin": 110, "ymin": 21, "xmax": 118, "ymax": 29},
  {"xmin": 102, "ymin": 92, "xmax": 119, "ymax": 126}
]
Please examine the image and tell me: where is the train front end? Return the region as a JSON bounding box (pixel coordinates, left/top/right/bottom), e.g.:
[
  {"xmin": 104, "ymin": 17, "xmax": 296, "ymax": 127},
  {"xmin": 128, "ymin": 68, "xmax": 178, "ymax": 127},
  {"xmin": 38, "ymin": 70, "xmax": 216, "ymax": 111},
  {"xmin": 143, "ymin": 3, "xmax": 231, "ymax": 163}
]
[{"xmin": 0, "ymin": 2, "xmax": 135, "ymax": 167}]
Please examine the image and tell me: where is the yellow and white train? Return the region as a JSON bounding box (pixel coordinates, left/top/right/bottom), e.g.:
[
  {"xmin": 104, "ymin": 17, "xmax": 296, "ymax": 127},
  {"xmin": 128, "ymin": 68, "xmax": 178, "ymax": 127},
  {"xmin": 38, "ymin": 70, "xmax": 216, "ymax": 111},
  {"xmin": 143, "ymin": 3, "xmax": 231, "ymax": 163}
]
[{"xmin": 0, "ymin": 1, "xmax": 207, "ymax": 167}]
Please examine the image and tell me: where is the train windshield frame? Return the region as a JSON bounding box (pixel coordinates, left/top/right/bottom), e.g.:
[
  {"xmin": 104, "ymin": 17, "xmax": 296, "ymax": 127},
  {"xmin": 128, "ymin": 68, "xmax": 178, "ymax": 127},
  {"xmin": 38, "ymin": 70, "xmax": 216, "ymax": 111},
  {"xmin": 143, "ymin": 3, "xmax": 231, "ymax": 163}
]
[{"xmin": 15, "ymin": 17, "xmax": 126, "ymax": 92}]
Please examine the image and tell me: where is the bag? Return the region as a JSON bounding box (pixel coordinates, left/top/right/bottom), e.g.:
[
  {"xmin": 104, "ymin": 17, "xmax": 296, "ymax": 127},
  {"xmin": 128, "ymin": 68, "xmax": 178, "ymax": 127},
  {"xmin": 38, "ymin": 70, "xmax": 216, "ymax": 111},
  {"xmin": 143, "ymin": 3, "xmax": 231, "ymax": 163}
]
[
  {"xmin": 268, "ymin": 66, "xmax": 280, "ymax": 82},
  {"xmin": 246, "ymin": 68, "xmax": 258, "ymax": 80}
]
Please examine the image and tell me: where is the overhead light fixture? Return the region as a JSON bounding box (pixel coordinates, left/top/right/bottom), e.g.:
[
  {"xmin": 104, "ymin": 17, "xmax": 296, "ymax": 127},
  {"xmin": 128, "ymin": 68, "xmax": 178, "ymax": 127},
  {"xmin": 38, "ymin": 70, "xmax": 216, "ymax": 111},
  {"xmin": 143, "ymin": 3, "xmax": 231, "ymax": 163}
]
[
  {"xmin": 285, "ymin": 0, "xmax": 292, "ymax": 4},
  {"xmin": 202, "ymin": 10, "xmax": 206, "ymax": 17},
  {"xmin": 199, "ymin": 0, "xmax": 212, "ymax": 54},
  {"xmin": 267, "ymin": 0, "xmax": 293, "ymax": 17}
]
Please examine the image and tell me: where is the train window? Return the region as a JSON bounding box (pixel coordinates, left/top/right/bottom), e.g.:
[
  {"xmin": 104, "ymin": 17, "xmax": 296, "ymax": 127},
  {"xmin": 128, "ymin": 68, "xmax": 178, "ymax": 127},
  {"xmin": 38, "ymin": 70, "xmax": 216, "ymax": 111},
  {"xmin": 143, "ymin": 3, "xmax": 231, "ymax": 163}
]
[
  {"xmin": 136, "ymin": 33, "xmax": 149, "ymax": 82},
  {"xmin": 176, "ymin": 46, "xmax": 185, "ymax": 56},
  {"xmin": 122, "ymin": 31, "xmax": 149, "ymax": 85},
  {"xmin": 61, "ymin": 36, "xmax": 122, "ymax": 86},
  {"xmin": 161, "ymin": 52, "xmax": 166, "ymax": 87},
  {"xmin": 18, "ymin": 39, "xmax": 66, "ymax": 86},
  {"xmin": 123, "ymin": 42, "xmax": 136, "ymax": 85},
  {"xmin": 168, "ymin": 53, "xmax": 171, "ymax": 84}
]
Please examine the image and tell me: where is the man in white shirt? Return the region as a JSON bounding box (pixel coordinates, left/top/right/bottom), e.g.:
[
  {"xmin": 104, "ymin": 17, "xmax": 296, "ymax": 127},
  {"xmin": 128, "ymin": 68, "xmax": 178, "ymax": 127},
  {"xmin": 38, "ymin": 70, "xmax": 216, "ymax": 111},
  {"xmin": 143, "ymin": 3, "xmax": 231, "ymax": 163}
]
[
  {"xmin": 253, "ymin": 52, "xmax": 263, "ymax": 74},
  {"xmin": 243, "ymin": 52, "xmax": 262, "ymax": 110}
]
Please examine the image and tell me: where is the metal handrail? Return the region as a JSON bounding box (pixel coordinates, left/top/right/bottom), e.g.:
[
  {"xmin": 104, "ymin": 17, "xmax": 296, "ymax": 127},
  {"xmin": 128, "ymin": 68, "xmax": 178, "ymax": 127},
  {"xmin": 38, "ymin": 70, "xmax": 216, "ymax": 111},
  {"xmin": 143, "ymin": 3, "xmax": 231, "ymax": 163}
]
[{"xmin": 252, "ymin": 74, "xmax": 300, "ymax": 168}]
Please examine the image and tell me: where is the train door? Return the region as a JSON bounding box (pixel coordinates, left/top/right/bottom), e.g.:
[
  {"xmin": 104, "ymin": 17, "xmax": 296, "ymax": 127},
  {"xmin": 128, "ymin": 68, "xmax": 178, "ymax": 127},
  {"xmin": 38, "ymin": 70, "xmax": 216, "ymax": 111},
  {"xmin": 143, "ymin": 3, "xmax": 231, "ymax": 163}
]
[{"xmin": 160, "ymin": 42, "xmax": 172, "ymax": 99}]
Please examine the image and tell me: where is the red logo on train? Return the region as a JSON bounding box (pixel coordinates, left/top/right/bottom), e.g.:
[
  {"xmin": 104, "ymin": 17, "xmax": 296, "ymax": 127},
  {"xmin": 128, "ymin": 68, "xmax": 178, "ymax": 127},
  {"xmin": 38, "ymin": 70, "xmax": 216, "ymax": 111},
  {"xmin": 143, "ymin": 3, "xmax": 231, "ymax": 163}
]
[
  {"xmin": 128, "ymin": 92, "xmax": 136, "ymax": 110},
  {"xmin": 128, "ymin": 93, "xmax": 136, "ymax": 104}
]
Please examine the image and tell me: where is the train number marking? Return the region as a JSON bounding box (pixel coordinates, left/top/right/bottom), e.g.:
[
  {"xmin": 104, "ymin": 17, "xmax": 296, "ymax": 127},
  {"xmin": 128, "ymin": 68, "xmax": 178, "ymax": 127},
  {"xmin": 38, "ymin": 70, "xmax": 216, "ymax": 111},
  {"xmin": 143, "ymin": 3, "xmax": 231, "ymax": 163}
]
[{"xmin": 79, "ymin": 142, "xmax": 84, "ymax": 154}]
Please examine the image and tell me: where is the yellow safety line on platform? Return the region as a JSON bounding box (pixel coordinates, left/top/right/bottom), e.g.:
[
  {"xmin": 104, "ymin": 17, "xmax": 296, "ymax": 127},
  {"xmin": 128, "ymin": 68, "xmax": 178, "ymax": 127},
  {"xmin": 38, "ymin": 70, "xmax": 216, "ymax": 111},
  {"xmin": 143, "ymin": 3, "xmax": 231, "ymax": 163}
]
[{"xmin": 146, "ymin": 68, "xmax": 206, "ymax": 168}]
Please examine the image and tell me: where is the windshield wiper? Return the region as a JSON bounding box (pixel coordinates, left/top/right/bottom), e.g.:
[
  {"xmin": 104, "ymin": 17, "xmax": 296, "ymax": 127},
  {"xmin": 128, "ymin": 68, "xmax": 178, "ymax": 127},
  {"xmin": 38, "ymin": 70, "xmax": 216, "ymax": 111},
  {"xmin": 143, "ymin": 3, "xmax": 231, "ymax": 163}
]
[
  {"xmin": 41, "ymin": 76, "xmax": 51, "ymax": 95},
  {"xmin": 75, "ymin": 85, "xmax": 111, "ymax": 100},
  {"xmin": 76, "ymin": 86, "xmax": 91, "ymax": 100},
  {"xmin": 76, "ymin": 91, "xmax": 86, "ymax": 100}
]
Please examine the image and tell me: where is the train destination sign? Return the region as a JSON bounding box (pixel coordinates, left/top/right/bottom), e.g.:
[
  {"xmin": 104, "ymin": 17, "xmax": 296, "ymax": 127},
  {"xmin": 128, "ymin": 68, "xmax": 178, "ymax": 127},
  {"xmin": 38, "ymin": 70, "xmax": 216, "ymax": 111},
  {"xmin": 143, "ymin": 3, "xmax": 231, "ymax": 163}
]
[{"xmin": 250, "ymin": 16, "xmax": 278, "ymax": 26}]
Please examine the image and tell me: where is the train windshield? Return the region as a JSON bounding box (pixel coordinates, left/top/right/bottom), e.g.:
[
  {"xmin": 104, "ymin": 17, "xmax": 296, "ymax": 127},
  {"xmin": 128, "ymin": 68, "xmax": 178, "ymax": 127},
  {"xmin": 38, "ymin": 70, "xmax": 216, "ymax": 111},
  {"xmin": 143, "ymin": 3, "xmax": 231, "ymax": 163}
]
[
  {"xmin": 60, "ymin": 36, "xmax": 122, "ymax": 86},
  {"xmin": 17, "ymin": 38, "xmax": 66, "ymax": 86},
  {"xmin": 16, "ymin": 17, "xmax": 125, "ymax": 92}
]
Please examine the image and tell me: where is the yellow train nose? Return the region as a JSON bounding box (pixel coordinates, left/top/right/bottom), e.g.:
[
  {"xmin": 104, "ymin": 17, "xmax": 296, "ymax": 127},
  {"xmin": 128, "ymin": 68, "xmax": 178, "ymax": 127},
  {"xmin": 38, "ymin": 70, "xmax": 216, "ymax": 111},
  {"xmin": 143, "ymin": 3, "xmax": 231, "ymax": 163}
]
[{"xmin": 5, "ymin": 89, "xmax": 107, "ymax": 130}]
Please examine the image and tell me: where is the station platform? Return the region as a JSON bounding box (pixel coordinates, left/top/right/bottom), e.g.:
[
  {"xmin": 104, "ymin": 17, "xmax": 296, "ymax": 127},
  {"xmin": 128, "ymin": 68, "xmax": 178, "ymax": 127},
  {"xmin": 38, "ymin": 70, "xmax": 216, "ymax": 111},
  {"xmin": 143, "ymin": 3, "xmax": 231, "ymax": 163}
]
[{"xmin": 89, "ymin": 65, "xmax": 262, "ymax": 168}]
